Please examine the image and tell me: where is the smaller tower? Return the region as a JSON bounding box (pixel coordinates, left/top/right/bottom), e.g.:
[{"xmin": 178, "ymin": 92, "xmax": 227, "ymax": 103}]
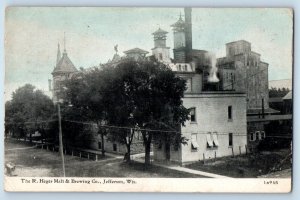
[
  {"xmin": 152, "ymin": 28, "xmax": 171, "ymax": 63},
  {"xmin": 52, "ymin": 34, "xmax": 77, "ymax": 103}
]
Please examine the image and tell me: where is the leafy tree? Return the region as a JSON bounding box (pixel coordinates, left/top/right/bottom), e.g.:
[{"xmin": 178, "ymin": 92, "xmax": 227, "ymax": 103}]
[
  {"xmin": 65, "ymin": 59, "xmax": 189, "ymax": 164},
  {"xmin": 104, "ymin": 60, "xmax": 189, "ymax": 164},
  {"xmin": 64, "ymin": 69, "xmax": 109, "ymax": 156},
  {"xmin": 5, "ymin": 84, "xmax": 55, "ymax": 142}
]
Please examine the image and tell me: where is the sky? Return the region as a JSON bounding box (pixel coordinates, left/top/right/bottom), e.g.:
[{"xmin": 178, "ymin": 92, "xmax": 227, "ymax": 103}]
[{"xmin": 5, "ymin": 7, "xmax": 293, "ymax": 101}]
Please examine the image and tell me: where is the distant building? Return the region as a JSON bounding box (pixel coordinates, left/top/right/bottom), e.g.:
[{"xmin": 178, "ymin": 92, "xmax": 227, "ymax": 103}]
[{"xmin": 217, "ymin": 40, "xmax": 270, "ymax": 112}]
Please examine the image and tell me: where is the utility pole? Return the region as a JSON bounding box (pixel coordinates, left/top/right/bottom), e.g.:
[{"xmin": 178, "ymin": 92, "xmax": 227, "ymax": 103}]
[
  {"xmin": 57, "ymin": 103, "xmax": 66, "ymax": 177},
  {"xmin": 261, "ymin": 98, "xmax": 265, "ymax": 119}
]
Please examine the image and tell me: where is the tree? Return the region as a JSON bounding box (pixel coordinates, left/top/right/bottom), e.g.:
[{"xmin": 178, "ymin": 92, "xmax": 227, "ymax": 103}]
[
  {"xmin": 64, "ymin": 69, "xmax": 109, "ymax": 156},
  {"xmin": 109, "ymin": 60, "xmax": 189, "ymax": 164},
  {"xmin": 5, "ymin": 84, "xmax": 55, "ymax": 142},
  {"xmin": 269, "ymin": 87, "xmax": 290, "ymax": 98},
  {"xmin": 65, "ymin": 59, "xmax": 189, "ymax": 164}
]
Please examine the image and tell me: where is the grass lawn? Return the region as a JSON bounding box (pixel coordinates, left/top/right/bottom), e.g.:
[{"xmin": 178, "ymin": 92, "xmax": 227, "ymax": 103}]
[
  {"xmin": 5, "ymin": 140, "xmax": 204, "ymax": 178},
  {"xmin": 185, "ymin": 149, "xmax": 292, "ymax": 178}
]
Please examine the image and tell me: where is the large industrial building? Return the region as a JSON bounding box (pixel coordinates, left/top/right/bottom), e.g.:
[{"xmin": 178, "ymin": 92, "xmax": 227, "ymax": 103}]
[{"xmin": 50, "ymin": 8, "xmax": 273, "ymax": 164}]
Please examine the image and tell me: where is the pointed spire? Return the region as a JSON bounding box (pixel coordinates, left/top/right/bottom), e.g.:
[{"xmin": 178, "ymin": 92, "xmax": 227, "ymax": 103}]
[{"xmin": 56, "ymin": 43, "xmax": 61, "ymax": 64}]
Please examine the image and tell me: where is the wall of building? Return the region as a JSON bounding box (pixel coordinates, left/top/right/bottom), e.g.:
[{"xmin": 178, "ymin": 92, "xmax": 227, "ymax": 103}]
[
  {"xmin": 88, "ymin": 131, "xmax": 145, "ymax": 155},
  {"xmin": 153, "ymin": 141, "xmax": 182, "ymax": 162},
  {"xmin": 174, "ymin": 32, "xmax": 186, "ymax": 49},
  {"xmin": 173, "ymin": 49, "xmax": 186, "ymax": 63},
  {"xmin": 165, "ymin": 93, "xmax": 247, "ymax": 164},
  {"xmin": 226, "ymin": 40, "xmax": 251, "ymax": 57},
  {"xmin": 152, "ymin": 47, "xmax": 171, "ymax": 63},
  {"xmin": 218, "ymin": 41, "xmax": 269, "ymax": 111}
]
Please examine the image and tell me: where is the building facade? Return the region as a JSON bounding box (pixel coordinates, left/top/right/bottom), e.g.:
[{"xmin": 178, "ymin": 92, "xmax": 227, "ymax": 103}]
[{"xmin": 153, "ymin": 92, "xmax": 247, "ymax": 164}]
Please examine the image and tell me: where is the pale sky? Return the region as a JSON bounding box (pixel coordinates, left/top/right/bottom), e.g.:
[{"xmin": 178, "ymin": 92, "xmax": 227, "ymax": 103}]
[{"xmin": 5, "ymin": 7, "xmax": 293, "ymax": 101}]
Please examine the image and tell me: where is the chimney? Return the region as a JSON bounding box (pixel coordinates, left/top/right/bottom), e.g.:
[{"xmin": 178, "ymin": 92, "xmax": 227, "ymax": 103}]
[{"xmin": 184, "ymin": 7, "xmax": 192, "ymax": 62}]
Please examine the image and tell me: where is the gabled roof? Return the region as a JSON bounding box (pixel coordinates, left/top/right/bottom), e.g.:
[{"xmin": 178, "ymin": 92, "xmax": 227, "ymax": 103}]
[
  {"xmin": 283, "ymin": 91, "xmax": 292, "ymax": 100},
  {"xmin": 52, "ymin": 52, "xmax": 77, "ymax": 74},
  {"xmin": 124, "ymin": 48, "xmax": 149, "ymax": 54},
  {"xmin": 152, "ymin": 28, "xmax": 168, "ymax": 35}
]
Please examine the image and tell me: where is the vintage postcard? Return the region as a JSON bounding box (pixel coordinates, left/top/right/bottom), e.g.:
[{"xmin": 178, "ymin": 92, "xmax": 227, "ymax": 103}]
[{"xmin": 4, "ymin": 7, "xmax": 293, "ymax": 192}]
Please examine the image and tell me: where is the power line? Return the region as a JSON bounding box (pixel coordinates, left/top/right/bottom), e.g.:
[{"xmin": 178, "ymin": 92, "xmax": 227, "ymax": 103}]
[{"xmin": 5, "ymin": 119, "xmax": 58, "ymax": 125}]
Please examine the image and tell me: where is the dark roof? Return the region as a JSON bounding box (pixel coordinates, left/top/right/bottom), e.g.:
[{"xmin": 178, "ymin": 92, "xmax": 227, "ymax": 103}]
[
  {"xmin": 269, "ymin": 97, "xmax": 283, "ymax": 103},
  {"xmin": 152, "ymin": 28, "xmax": 168, "ymax": 35},
  {"xmin": 124, "ymin": 48, "xmax": 149, "ymax": 54},
  {"xmin": 52, "ymin": 52, "xmax": 77, "ymax": 74}
]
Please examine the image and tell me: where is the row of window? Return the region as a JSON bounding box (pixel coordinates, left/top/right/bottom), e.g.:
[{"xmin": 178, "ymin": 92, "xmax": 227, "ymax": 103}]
[
  {"xmin": 249, "ymin": 131, "xmax": 265, "ymax": 141},
  {"xmin": 191, "ymin": 132, "xmax": 233, "ymax": 151},
  {"xmin": 189, "ymin": 106, "xmax": 233, "ymax": 123},
  {"xmin": 177, "ymin": 64, "xmax": 188, "ymax": 71}
]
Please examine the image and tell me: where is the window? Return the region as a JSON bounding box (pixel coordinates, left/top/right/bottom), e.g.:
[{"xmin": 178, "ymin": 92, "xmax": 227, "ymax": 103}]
[
  {"xmin": 228, "ymin": 133, "xmax": 233, "ymax": 147},
  {"xmin": 255, "ymin": 131, "xmax": 260, "ymax": 141},
  {"xmin": 178, "ymin": 64, "xmax": 182, "ymax": 71},
  {"xmin": 184, "ymin": 65, "xmax": 188, "ymax": 71},
  {"xmin": 228, "ymin": 106, "xmax": 232, "ymax": 120},
  {"xmin": 113, "ymin": 143, "xmax": 117, "ymax": 151},
  {"xmin": 212, "ymin": 132, "xmax": 219, "ymax": 147},
  {"xmin": 186, "ymin": 78, "xmax": 192, "ymax": 92},
  {"xmin": 260, "ymin": 131, "xmax": 266, "ymax": 140},
  {"xmin": 206, "ymin": 132, "xmax": 213, "ymax": 148},
  {"xmin": 191, "ymin": 134, "xmax": 199, "ymax": 151},
  {"xmin": 249, "ymin": 132, "xmax": 255, "ymax": 141},
  {"xmin": 158, "ymin": 140, "xmax": 162, "ymax": 150},
  {"xmin": 190, "ymin": 108, "xmax": 196, "ymax": 122},
  {"xmin": 98, "ymin": 142, "xmax": 102, "ymax": 149},
  {"xmin": 159, "ymin": 53, "xmax": 163, "ymax": 60}
]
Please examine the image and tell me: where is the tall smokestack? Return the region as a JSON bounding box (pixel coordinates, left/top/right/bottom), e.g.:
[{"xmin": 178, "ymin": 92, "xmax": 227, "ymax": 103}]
[{"xmin": 184, "ymin": 7, "xmax": 192, "ymax": 62}]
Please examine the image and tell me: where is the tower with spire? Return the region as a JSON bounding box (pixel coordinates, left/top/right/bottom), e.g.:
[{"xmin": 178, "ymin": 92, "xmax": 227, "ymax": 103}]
[
  {"xmin": 171, "ymin": 8, "xmax": 193, "ymax": 63},
  {"xmin": 151, "ymin": 27, "xmax": 171, "ymax": 63},
  {"xmin": 51, "ymin": 34, "xmax": 78, "ymax": 103}
]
